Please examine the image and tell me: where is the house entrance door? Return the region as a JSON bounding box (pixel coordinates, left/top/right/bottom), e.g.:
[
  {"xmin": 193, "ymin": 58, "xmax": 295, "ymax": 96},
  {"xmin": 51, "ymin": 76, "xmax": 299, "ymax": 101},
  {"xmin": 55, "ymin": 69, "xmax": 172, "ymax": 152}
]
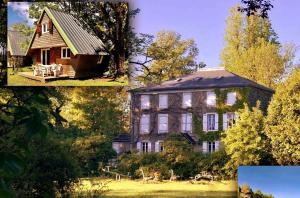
[{"xmin": 41, "ymin": 49, "xmax": 50, "ymax": 65}]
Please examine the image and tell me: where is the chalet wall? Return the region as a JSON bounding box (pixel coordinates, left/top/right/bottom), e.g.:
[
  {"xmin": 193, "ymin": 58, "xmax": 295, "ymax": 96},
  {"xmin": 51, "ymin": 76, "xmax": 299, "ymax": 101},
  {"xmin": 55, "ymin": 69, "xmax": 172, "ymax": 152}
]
[{"xmin": 31, "ymin": 13, "xmax": 67, "ymax": 49}]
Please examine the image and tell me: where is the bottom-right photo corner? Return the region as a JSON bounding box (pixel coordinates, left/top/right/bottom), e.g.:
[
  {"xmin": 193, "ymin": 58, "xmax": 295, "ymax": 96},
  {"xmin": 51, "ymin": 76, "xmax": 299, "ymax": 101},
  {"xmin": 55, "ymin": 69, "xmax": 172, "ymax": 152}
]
[{"xmin": 238, "ymin": 166, "xmax": 300, "ymax": 198}]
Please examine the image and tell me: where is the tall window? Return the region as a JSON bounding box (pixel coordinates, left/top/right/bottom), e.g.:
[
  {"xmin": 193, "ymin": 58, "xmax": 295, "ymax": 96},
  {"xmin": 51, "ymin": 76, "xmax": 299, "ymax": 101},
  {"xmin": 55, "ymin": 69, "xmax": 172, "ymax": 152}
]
[
  {"xmin": 61, "ymin": 47, "xmax": 71, "ymax": 59},
  {"xmin": 207, "ymin": 92, "xmax": 216, "ymax": 106},
  {"xmin": 42, "ymin": 23, "xmax": 48, "ymax": 33},
  {"xmin": 227, "ymin": 92, "xmax": 237, "ymax": 105},
  {"xmin": 182, "ymin": 93, "xmax": 192, "ymax": 108},
  {"xmin": 141, "ymin": 95, "xmax": 150, "ymax": 109},
  {"xmin": 227, "ymin": 112, "xmax": 236, "ymax": 128},
  {"xmin": 158, "ymin": 114, "xmax": 168, "ymax": 133},
  {"xmin": 155, "ymin": 141, "xmax": 164, "ymax": 152},
  {"xmin": 181, "ymin": 113, "xmax": 192, "ymax": 133},
  {"xmin": 142, "ymin": 142, "xmax": 149, "ymax": 153},
  {"xmin": 159, "ymin": 94, "xmax": 168, "ymax": 109},
  {"xmin": 140, "ymin": 114, "xmax": 150, "ymax": 134},
  {"xmin": 208, "ymin": 142, "xmax": 216, "ymax": 153},
  {"xmin": 207, "ymin": 113, "xmax": 216, "ymax": 131}
]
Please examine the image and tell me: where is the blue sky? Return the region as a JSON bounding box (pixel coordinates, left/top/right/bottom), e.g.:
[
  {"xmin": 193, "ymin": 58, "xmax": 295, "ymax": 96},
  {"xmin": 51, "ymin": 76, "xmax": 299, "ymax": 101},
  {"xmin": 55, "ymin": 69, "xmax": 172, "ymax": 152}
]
[
  {"xmin": 8, "ymin": 1, "xmax": 300, "ymax": 67},
  {"xmin": 132, "ymin": 0, "xmax": 300, "ymax": 67},
  {"xmin": 238, "ymin": 166, "xmax": 300, "ymax": 198}
]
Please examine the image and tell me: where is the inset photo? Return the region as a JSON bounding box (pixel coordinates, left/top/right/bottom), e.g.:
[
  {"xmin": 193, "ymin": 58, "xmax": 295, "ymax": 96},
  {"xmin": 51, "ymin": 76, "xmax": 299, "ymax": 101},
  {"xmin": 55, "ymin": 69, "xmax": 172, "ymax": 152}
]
[
  {"xmin": 7, "ymin": 2, "xmax": 129, "ymax": 86},
  {"xmin": 238, "ymin": 166, "xmax": 300, "ymax": 198}
]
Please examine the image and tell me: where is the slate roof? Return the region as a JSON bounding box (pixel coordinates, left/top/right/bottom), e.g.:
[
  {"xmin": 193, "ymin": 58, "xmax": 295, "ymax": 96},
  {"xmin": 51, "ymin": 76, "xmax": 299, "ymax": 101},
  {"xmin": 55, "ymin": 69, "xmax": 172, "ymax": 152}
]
[
  {"xmin": 8, "ymin": 30, "xmax": 31, "ymax": 56},
  {"xmin": 112, "ymin": 134, "xmax": 131, "ymax": 143},
  {"xmin": 132, "ymin": 68, "xmax": 274, "ymax": 93},
  {"xmin": 27, "ymin": 7, "xmax": 107, "ymax": 56}
]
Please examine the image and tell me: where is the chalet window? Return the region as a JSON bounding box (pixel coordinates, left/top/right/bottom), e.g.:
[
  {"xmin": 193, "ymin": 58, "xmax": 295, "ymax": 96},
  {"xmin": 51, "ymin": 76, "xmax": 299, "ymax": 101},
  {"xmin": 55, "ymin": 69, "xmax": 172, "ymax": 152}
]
[
  {"xmin": 206, "ymin": 91, "xmax": 216, "ymax": 106},
  {"xmin": 61, "ymin": 47, "xmax": 71, "ymax": 59},
  {"xmin": 141, "ymin": 95, "xmax": 150, "ymax": 109},
  {"xmin": 223, "ymin": 112, "xmax": 236, "ymax": 130},
  {"xmin": 203, "ymin": 113, "xmax": 218, "ymax": 132},
  {"xmin": 226, "ymin": 92, "xmax": 237, "ymax": 106},
  {"xmin": 42, "ymin": 23, "xmax": 48, "ymax": 33},
  {"xmin": 202, "ymin": 141, "xmax": 220, "ymax": 153},
  {"xmin": 159, "ymin": 94, "xmax": 168, "ymax": 109},
  {"xmin": 158, "ymin": 114, "xmax": 168, "ymax": 133},
  {"xmin": 140, "ymin": 114, "xmax": 150, "ymax": 134},
  {"xmin": 181, "ymin": 113, "xmax": 192, "ymax": 133},
  {"xmin": 182, "ymin": 92, "xmax": 192, "ymax": 108},
  {"xmin": 155, "ymin": 141, "xmax": 164, "ymax": 152}
]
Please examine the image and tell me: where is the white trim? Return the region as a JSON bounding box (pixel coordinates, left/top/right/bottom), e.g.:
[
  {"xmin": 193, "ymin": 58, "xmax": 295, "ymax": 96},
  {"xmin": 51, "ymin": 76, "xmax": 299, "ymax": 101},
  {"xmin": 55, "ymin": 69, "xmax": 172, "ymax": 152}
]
[
  {"xmin": 42, "ymin": 23, "xmax": 49, "ymax": 34},
  {"xmin": 158, "ymin": 114, "xmax": 168, "ymax": 134},
  {"xmin": 61, "ymin": 47, "xmax": 71, "ymax": 59}
]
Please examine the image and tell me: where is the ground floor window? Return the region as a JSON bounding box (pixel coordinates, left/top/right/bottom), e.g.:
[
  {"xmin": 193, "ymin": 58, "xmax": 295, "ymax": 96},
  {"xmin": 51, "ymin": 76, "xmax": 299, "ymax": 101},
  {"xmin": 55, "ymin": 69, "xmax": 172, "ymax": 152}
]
[
  {"xmin": 208, "ymin": 142, "xmax": 216, "ymax": 153},
  {"xmin": 41, "ymin": 49, "xmax": 50, "ymax": 65},
  {"xmin": 155, "ymin": 141, "xmax": 164, "ymax": 152},
  {"xmin": 61, "ymin": 47, "xmax": 71, "ymax": 59},
  {"xmin": 203, "ymin": 141, "xmax": 220, "ymax": 153},
  {"xmin": 142, "ymin": 142, "xmax": 149, "ymax": 153}
]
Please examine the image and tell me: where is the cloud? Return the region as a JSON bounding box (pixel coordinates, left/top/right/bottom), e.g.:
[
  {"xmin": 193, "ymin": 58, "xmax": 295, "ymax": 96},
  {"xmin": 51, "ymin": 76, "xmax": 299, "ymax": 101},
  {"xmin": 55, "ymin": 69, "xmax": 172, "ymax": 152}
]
[{"xmin": 8, "ymin": 2, "xmax": 35, "ymax": 26}]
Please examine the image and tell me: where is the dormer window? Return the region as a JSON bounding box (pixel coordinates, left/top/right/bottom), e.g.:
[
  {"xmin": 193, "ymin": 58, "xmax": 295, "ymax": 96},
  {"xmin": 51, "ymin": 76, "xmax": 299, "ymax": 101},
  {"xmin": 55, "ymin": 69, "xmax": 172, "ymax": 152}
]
[{"xmin": 42, "ymin": 23, "xmax": 48, "ymax": 33}]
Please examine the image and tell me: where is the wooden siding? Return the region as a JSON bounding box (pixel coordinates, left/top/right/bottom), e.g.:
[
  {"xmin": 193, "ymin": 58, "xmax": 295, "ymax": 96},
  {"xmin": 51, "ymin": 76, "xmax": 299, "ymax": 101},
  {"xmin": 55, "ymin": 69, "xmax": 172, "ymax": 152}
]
[{"xmin": 31, "ymin": 13, "xmax": 67, "ymax": 49}]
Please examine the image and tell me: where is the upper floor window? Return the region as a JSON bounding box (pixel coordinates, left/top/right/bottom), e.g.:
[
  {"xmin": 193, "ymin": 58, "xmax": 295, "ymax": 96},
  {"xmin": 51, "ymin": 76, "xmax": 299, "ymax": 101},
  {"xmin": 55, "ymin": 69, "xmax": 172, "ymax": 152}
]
[
  {"xmin": 42, "ymin": 23, "xmax": 48, "ymax": 33},
  {"xmin": 203, "ymin": 113, "xmax": 218, "ymax": 132},
  {"xmin": 159, "ymin": 94, "xmax": 168, "ymax": 109},
  {"xmin": 226, "ymin": 92, "xmax": 237, "ymax": 106},
  {"xmin": 223, "ymin": 112, "xmax": 237, "ymax": 130},
  {"xmin": 155, "ymin": 141, "xmax": 164, "ymax": 152},
  {"xmin": 158, "ymin": 114, "xmax": 168, "ymax": 133},
  {"xmin": 141, "ymin": 95, "xmax": 150, "ymax": 109},
  {"xmin": 61, "ymin": 47, "xmax": 71, "ymax": 59},
  {"xmin": 182, "ymin": 92, "xmax": 192, "ymax": 108},
  {"xmin": 206, "ymin": 91, "xmax": 216, "ymax": 106},
  {"xmin": 140, "ymin": 114, "xmax": 150, "ymax": 134},
  {"xmin": 181, "ymin": 113, "xmax": 192, "ymax": 133}
]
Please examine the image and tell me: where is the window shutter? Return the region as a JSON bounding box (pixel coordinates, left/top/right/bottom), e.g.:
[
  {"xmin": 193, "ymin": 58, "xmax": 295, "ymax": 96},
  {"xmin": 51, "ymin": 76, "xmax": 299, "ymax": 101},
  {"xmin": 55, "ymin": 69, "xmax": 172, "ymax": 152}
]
[
  {"xmin": 155, "ymin": 141, "xmax": 159, "ymax": 152},
  {"xmin": 203, "ymin": 114, "xmax": 207, "ymax": 132},
  {"xmin": 202, "ymin": 141, "xmax": 208, "ymax": 153},
  {"xmin": 48, "ymin": 19, "xmax": 53, "ymax": 34},
  {"xmin": 137, "ymin": 142, "xmax": 141, "ymax": 152},
  {"xmin": 37, "ymin": 24, "xmax": 42, "ymax": 37},
  {"xmin": 223, "ymin": 113, "xmax": 228, "ymax": 131},
  {"xmin": 215, "ymin": 113, "xmax": 219, "ymax": 131},
  {"xmin": 148, "ymin": 142, "xmax": 152, "ymax": 152},
  {"xmin": 215, "ymin": 141, "xmax": 220, "ymax": 151}
]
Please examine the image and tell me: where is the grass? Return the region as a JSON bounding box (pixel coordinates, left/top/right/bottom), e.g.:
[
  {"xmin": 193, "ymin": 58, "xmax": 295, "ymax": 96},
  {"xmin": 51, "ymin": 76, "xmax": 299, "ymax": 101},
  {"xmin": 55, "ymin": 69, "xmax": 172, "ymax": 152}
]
[
  {"xmin": 7, "ymin": 67, "xmax": 128, "ymax": 86},
  {"xmin": 72, "ymin": 178, "xmax": 238, "ymax": 198}
]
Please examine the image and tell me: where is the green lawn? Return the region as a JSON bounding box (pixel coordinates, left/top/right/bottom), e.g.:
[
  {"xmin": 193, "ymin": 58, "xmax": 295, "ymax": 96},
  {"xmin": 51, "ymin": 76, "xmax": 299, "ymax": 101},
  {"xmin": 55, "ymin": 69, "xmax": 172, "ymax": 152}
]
[
  {"xmin": 7, "ymin": 67, "xmax": 128, "ymax": 86},
  {"xmin": 72, "ymin": 178, "xmax": 238, "ymax": 198}
]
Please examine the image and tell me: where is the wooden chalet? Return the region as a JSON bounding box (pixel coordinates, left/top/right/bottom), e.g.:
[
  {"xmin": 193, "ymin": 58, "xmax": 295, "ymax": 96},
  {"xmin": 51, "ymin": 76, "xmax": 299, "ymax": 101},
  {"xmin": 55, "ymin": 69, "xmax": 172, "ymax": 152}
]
[{"xmin": 26, "ymin": 7, "xmax": 109, "ymax": 79}]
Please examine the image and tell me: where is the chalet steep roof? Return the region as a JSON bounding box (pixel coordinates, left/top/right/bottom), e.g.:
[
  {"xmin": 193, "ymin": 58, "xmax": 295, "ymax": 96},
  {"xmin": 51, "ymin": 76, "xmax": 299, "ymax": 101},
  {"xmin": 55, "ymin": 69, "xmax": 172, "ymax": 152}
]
[
  {"xmin": 8, "ymin": 30, "xmax": 31, "ymax": 56},
  {"xmin": 132, "ymin": 68, "xmax": 274, "ymax": 93},
  {"xmin": 27, "ymin": 7, "xmax": 107, "ymax": 56}
]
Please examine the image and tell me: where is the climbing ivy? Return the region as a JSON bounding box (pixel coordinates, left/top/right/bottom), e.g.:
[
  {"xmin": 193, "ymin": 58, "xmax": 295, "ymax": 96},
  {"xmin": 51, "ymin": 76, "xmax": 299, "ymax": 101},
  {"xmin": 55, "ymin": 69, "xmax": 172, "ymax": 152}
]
[{"xmin": 193, "ymin": 87, "xmax": 250, "ymax": 142}]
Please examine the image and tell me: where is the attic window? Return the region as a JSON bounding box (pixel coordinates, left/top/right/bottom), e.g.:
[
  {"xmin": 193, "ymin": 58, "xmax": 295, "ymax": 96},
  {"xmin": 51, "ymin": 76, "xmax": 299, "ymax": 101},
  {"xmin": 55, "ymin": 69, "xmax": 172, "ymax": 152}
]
[{"xmin": 42, "ymin": 23, "xmax": 48, "ymax": 33}]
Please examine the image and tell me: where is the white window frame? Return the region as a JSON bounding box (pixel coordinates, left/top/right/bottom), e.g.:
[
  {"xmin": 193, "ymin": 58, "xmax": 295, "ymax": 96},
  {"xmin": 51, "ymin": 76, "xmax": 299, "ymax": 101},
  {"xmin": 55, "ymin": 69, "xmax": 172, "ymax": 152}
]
[
  {"xmin": 61, "ymin": 47, "xmax": 71, "ymax": 59},
  {"xmin": 41, "ymin": 48, "xmax": 50, "ymax": 65},
  {"xmin": 142, "ymin": 141, "xmax": 149, "ymax": 153},
  {"xmin": 155, "ymin": 140, "xmax": 164, "ymax": 152},
  {"xmin": 208, "ymin": 141, "xmax": 216, "ymax": 153},
  {"xmin": 227, "ymin": 112, "xmax": 236, "ymax": 128},
  {"xmin": 158, "ymin": 114, "xmax": 168, "ymax": 134},
  {"xmin": 207, "ymin": 113, "xmax": 217, "ymax": 131},
  {"xmin": 226, "ymin": 92, "xmax": 237, "ymax": 106},
  {"xmin": 140, "ymin": 114, "xmax": 150, "ymax": 134},
  {"xmin": 42, "ymin": 23, "xmax": 48, "ymax": 34},
  {"xmin": 206, "ymin": 91, "xmax": 216, "ymax": 107},
  {"xmin": 159, "ymin": 94, "xmax": 168, "ymax": 109},
  {"xmin": 181, "ymin": 113, "xmax": 192, "ymax": 133},
  {"xmin": 182, "ymin": 92, "xmax": 192, "ymax": 108},
  {"xmin": 141, "ymin": 95, "xmax": 150, "ymax": 109}
]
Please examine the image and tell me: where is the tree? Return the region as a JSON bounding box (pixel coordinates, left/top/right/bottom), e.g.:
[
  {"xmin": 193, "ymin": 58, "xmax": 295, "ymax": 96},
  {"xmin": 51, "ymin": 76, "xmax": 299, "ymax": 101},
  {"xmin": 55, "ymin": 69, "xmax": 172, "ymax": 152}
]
[
  {"xmin": 239, "ymin": 0, "xmax": 274, "ymax": 18},
  {"xmin": 136, "ymin": 31, "xmax": 199, "ymax": 85},
  {"xmin": 11, "ymin": 23, "xmax": 35, "ymax": 52},
  {"xmin": 222, "ymin": 103, "xmax": 271, "ymax": 177},
  {"xmin": 221, "ymin": 5, "xmax": 295, "ymax": 89},
  {"xmin": 0, "ymin": 1, "xmax": 7, "ymax": 85},
  {"xmin": 265, "ymin": 69, "xmax": 300, "ymax": 165}
]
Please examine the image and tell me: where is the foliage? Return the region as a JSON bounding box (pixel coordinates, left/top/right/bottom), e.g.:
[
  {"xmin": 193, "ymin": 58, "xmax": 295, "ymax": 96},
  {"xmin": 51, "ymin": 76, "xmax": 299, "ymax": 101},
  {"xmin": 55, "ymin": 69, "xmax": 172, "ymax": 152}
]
[
  {"xmin": 136, "ymin": 31, "xmax": 199, "ymax": 85},
  {"xmin": 72, "ymin": 135, "xmax": 116, "ymax": 176},
  {"xmin": 265, "ymin": 69, "xmax": 300, "ymax": 165},
  {"xmin": 0, "ymin": 1, "xmax": 7, "ymax": 85},
  {"xmin": 221, "ymin": 5, "xmax": 295, "ymax": 89},
  {"xmin": 239, "ymin": 0, "xmax": 274, "ymax": 18},
  {"xmin": 222, "ymin": 103, "xmax": 272, "ymax": 177},
  {"xmin": 239, "ymin": 183, "xmax": 274, "ymax": 198},
  {"xmin": 10, "ymin": 23, "xmax": 35, "ymax": 53}
]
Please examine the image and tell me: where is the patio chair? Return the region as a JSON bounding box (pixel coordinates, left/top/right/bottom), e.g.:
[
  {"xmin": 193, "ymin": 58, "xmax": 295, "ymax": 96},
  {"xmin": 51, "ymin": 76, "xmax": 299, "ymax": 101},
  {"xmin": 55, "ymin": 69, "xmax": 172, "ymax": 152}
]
[
  {"xmin": 40, "ymin": 67, "xmax": 47, "ymax": 77},
  {"xmin": 32, "ymin": 65, "xmax": 39, "ymax": 76}
]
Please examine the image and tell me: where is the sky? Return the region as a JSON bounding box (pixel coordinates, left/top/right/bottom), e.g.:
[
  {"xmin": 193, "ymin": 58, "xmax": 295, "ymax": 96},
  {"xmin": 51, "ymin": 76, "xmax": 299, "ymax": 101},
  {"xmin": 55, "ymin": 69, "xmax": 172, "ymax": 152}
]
[
  {"xmin": 7, "ymin": 1, "xmax": 300, "ymax": 67},
  {"xmin": 238, "ymin": 166, "xmax": 300, "ymax": 198}
]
